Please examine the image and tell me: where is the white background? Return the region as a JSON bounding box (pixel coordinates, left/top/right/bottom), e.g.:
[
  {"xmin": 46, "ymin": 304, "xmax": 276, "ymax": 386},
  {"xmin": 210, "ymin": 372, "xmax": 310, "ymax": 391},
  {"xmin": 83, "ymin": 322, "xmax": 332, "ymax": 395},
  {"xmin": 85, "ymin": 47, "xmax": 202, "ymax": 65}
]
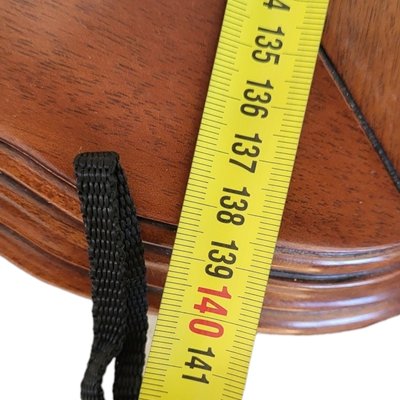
[{"xmin": 1, "ymin": 256, "xmax": 399, "ymax": 399}]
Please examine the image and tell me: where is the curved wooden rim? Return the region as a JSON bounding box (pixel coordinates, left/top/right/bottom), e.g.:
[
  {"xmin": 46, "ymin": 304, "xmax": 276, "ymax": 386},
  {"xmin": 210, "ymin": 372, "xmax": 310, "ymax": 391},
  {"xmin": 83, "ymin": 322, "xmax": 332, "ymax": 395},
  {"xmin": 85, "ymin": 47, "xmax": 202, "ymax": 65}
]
[
  {"xmin": 2, "ymin": 138, "xmax": 399, "ymax": 278},
  {"xmin": 2, "ymin": 138, "xmax": 399, "ymax": 334}
]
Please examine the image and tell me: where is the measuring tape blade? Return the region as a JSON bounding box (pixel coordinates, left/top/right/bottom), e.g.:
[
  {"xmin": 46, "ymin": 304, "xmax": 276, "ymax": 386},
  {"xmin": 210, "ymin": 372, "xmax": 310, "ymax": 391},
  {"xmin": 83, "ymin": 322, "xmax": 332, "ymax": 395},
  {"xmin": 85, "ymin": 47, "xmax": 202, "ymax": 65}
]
[{"xmin": 140, "ymin": 0, "xmax": 329, "ymax": 399}]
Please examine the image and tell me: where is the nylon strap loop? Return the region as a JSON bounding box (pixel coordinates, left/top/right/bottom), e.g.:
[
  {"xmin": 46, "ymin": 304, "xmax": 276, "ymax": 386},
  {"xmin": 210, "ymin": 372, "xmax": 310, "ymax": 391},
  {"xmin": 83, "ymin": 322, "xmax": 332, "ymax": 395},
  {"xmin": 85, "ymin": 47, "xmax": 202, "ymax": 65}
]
[{"xmin": 74, "ymin": 152, "xmax": 148, "ymax": 400}]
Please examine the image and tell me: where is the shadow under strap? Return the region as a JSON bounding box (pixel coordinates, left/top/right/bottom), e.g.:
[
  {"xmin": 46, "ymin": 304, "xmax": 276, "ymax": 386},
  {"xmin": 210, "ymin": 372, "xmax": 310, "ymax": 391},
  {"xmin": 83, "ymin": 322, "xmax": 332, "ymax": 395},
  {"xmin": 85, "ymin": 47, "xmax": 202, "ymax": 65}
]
[{"xmin": 74, "ymin": 152, "xmax": 148, "ymax": 400}]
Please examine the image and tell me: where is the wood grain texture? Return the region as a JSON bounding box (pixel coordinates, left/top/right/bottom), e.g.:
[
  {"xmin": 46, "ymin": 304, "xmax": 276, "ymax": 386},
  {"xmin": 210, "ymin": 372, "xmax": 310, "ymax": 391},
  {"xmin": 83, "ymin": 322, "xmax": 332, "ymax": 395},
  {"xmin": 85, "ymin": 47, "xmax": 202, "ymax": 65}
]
[
  {"xmin": 323, "ymin": 1, "xmax": 400, "ymax": 174},
  {"xmin": 1, "ymin": 0, "xmax": 399, "ymax": 333}
]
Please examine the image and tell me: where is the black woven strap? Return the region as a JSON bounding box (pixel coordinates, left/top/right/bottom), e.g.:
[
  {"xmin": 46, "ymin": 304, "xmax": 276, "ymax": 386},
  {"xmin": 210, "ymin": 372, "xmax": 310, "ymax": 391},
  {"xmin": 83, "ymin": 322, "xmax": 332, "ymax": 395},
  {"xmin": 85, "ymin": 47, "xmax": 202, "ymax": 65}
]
[{"xmin": 74, "ymin": 152, "xmax": 148, "ymax": 400}]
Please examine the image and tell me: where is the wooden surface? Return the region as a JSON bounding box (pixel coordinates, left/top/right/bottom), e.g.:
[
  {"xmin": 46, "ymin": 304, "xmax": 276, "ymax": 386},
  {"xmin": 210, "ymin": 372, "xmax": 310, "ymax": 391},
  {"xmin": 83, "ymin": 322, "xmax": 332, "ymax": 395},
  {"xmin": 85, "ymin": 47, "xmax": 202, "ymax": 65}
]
[
  {"xmin": 323, "ymin": 1, "xmax": 400, "ymax": 173},
  {"xmin": 1, "ymin": 0, "xmax": 399, "ymax": 334}
]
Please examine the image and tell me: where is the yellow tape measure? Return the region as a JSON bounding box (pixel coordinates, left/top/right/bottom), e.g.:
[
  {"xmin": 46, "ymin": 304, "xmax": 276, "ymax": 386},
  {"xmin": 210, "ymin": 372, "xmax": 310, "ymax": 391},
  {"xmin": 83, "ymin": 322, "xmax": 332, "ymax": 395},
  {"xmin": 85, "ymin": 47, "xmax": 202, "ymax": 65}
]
[{"xmin": 140, "ymin": 0, "xmax": 329, "ymax": 399}]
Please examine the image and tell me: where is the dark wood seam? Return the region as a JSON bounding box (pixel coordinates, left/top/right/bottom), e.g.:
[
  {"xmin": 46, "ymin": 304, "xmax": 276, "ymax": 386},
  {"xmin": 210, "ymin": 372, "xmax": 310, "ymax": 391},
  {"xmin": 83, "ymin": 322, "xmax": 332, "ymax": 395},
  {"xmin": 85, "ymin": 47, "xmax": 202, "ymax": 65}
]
[{"xmin": 319, "ymin": 47, "xmax": 400, "ymax": 191}]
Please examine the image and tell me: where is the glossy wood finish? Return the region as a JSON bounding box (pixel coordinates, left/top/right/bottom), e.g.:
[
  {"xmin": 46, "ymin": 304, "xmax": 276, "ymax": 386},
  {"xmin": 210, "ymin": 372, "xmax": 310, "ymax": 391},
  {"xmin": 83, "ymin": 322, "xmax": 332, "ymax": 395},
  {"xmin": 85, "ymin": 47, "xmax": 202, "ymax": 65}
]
[
  {"xmin": 1, "ymin": 0, "xmax": 399, "ymax": 333},
  {"xmin": 323, "ymin": 1, "xmax": 400, "ymax": 173}
]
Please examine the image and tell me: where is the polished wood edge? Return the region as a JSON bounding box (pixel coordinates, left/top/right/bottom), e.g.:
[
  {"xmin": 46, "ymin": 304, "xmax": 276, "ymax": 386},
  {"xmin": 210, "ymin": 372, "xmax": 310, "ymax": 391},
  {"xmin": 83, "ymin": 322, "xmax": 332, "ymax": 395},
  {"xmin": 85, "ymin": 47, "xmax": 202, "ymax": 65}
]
[
  {"xmin": 2, "ymin": 134, "xmax": 400, "ymax": 333},
  {"xmin": 1, "ymin": 139, "xmax": 177, "ymax": 238},
  {"xmin": 2, "ymin": 224, "xmax": 399, "ymax": 334},
  {"xmin": 2, "ymin": 138, "xmax": 399, "ymax": 278}
]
